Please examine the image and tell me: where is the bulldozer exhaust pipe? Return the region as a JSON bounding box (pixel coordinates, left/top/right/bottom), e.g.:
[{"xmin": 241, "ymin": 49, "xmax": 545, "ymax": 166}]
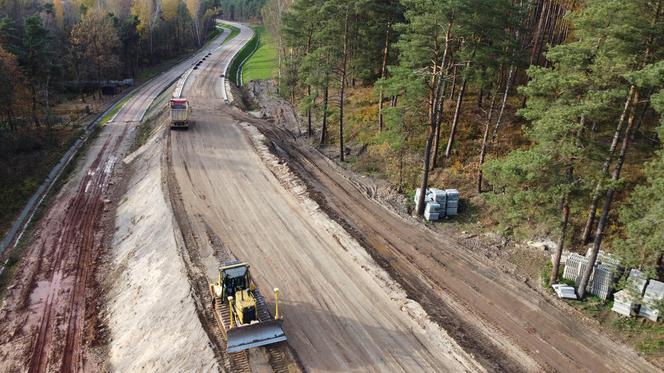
[
  {"xmin": 228, "ymin": 296, "xmax": 234, "ymax": 328},
  {"xmin": 274, "ymin": 288, "xmax": 279, "ymax": 320}
]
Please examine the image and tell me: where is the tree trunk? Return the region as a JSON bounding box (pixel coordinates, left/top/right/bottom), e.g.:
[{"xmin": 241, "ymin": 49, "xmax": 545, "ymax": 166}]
[
  {"xmin": 551, "ymin": 185, "xmax": 571, "ymax": 285},
  {"xmin": 30, "ymin": 81, "xmax": 40, "ymax": 127},
  {"xmin": 307, "ymin": 85, "xmax": 313, "ymax": 137},
  {"xmin": 491, "ymin": 64, "xmax": 515, "ymax": 141},
  {"xmin": 581, "ymin": 85, "xmax": 637, "ymax": 244},
  {"xmin": 306, "ymin": 32, "xmax": 313, "ymax": 137},
  {"xmin": 477, "ymin": 86, "xmax": 499, "ymax": 193},
  {"xmin": 444, "ymin": 61, "xmax": 469, "ymax": 159},
  {"xmin": 416, "ymin": 17, "xmax": 455, "ymax": 216},
  {"xmin": 320, "ymin": 84, "xmax": 329, "ymax": 146},
  {"xmin": 416, "ymin": 129, "xmax": 435, "ymax": 216},
  {"xmin": 578, "ymin": 89, "xmax": 640, "ymax": 298},
  {"xmin": 377, "ymin": 21, "xmax": 391, "ymax": 132},
  {"xmin": 430, "ymin": 20, "xmax": 454, "ymax": 170},
  {"xmin": 448, "ymin": 65, "xmax": 457, "ymax": 100},
  {"xmin": 632, "ymin": 92, "xmax": 651, "ymax": 136},
  {"xmin": 530, "ymin": 0, "xmax": 549, "ymax": 66},
  {"xmin": 550, "ymin": 111, "xmax": 580, "ymax": 285},
  {"xmin": 45, "ymin": 73, "xmax": 51, "ymax": 129},
  {"xmin": 338, "ymin": 9, "xmax": 350, "ymax": 162}
]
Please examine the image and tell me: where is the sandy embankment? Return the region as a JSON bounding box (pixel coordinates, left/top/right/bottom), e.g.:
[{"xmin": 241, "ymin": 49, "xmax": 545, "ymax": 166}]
[{"xmin": 105, "ymin": 132, "xmax": 219, "ymax": 372}]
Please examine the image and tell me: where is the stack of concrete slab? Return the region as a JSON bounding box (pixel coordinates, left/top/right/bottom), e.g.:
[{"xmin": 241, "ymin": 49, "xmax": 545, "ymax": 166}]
[
  {"xmin": 552, "ymin": 284, "xmax": 577, "ymax": 299},
  {"xmin": 414, "ymin": 188, "xmax": 459, "ymax": 221},
  {"xmin": 639, "ymin": 280, "xmax": 664, "ymax": 322},
  {"xmin": 590, "ymin": 263, "xmax": 620, "ymax": 299},
  {"xmin": 424, "ymin": 202, "xmax": 443, "ymax": 221},
  {"xmin": 562, "ymin": 251, "xmax": 621, "ymax": 299},
  {"xmin": 612, "ymin": 269, "xmax": 649, "ymax": 316},
  {"xmin": 562, "ymin": 253, "xmax": 589, "ymax": 285},
  {"xmin": 613, "ymin": 290, "xmax": 637, "ymax": 316},
  {"xmin": 445, "ymin": 189, "xmax": 459, "ymax": 216},
  {"xmin": 626, "ymin": 269, "xmax": 648, "ymax": 294}
]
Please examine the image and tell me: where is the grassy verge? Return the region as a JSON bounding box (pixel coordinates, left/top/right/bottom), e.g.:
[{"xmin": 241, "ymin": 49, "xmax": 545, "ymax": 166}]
[
  {"xmin": 242, "ymin": 25, "xmax": 278, "ymax": 82},
  {"xmin": 228, "ymin": 33, "xmax": 258, "ymax": 85},
  {"xmin": 218, "ymin": 22, "xmax": 241, "ymax": 45},
  {"xmin": 100, "ymin": 93, "xmax": 134, "ymax": 126}
]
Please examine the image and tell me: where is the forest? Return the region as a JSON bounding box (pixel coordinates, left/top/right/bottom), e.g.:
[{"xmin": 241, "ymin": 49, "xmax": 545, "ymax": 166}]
[
  {"xmin": 0, "ymin": 0, "xmax": 224, "ymax": 235},
  {"xmin": 262, "ymin": 0, "xmax": 664, "ymax": 288},
  {"xmin": 0, "ymin": 0, "xmax": 223, "ymax": 125}
]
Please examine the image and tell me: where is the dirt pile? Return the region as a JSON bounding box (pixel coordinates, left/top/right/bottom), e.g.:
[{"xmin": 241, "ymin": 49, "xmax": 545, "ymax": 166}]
[{"xmin": 106, "ymin": 132, "xmax": 219, "ymax": 372}]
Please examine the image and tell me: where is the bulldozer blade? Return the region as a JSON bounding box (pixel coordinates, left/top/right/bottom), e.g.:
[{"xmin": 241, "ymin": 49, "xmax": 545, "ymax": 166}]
[{"xmin": 226, "ymin": 319, "xmax": 287, "ymax": 353}]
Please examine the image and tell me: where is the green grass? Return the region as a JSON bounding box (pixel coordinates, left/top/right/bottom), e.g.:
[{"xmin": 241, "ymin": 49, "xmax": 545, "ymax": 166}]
[
  {"xmin": 242, "ymin": 25, "xmax": 278, "ymax": 82},
  {"xmin": 100, "ymin": 94, "xmax": 134, "ymax": 126},
  {"xmin": 218, "ymin": 22, "xmax": 241, "ymax": 45}
]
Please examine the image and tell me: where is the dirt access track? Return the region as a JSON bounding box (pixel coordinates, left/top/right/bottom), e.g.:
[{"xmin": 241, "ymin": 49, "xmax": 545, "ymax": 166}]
[
  {"xmin": 236, "ymin": 88, "xmax": 662, "ymax": 371},
  {"xmin": 169, "ymin": 22, "xmax": 658, "ymax": 373},
  {"xmin": 0, "ymin": 28, "xmax": 234, "ymax": 372}
]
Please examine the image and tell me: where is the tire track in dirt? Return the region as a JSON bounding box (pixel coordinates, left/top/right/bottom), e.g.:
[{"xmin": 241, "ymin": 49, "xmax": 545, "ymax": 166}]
[
  {"xmin": 26, "ymin": 126, "xmax": 127, "ymax": 373},
  {"xmin": 165, "ymin": 131, "xmax": 301, "ymax": 373},
  {"xmin": 229, "ymin": 110, "xmax": 526, "ymax": 373},
  {"xmin": 164, "ymin": 132, "xmax": 231, "ymax": 371}
]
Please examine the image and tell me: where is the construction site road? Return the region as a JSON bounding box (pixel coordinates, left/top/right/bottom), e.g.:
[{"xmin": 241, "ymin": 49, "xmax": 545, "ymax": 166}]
[
  {"xmin": 232, "ymin": 91, "xmax": 662, "ymax": 372},
  {"xmin": 0, "ymin": 29, "xmax": 231, "ymax": 372},
  {"xmin": 169, "ymin": 23, "xmax": 483, "ymax": 372}
]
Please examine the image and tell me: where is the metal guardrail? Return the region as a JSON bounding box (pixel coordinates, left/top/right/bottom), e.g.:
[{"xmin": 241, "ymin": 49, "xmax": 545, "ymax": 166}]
[
  {"xmin": 237, "ymin": 36, "xmax": 260, "ymax": 87},
  {"xmin": 225, "ymin": 26, "xmax": 257, "ymax": 88}
]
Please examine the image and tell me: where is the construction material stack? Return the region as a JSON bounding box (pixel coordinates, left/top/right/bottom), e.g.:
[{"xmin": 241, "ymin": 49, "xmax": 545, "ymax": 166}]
[
  {"xmin": 639, "ymin": 280, "xmax": 664, "ymax": 321},
  {"xmin": 415, "ymin": 188, "xmax": 460, "ymax": 221},
  {"xmin": 612, "ymin": 269, "xmax": 648, "ymax": 316},
  {"xmin": 445, "ymin": 189, "xmax": 459, "ymax": 216},
  {"xmin": 562, "ymin": 250, "xmax": 621, "ymax": 299}
]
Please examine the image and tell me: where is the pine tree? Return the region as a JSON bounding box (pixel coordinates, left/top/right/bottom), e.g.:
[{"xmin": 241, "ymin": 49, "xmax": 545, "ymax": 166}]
[
  {"xmin": 577, "ymin": 0, "xmax": 664, "ymax": 298},
  {"xmin": 615, "ymin": 89, "xmax": 664, "ymax": 277}
]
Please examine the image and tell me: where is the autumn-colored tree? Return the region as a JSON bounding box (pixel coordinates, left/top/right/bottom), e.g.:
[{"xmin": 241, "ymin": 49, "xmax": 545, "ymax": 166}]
[{"xmin": 70, "ymin": 10, "xmax": 121, "ymax": 99}]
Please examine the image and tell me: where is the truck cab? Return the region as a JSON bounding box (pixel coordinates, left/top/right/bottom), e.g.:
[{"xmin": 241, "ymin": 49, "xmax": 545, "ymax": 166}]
[{"xmin": 170, "ymin": 98, "xmax": 191, "ymax": 129}]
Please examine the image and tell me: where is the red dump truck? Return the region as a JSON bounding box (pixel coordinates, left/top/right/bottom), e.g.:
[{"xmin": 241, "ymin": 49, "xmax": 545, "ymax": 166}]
[{"xmin": 170, "ymin": 98, "xmax": 191, "ymax": 129}]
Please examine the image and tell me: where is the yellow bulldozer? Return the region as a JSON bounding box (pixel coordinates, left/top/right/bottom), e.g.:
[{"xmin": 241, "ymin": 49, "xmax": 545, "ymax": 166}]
[{"xmin": 210, "ymin": 260, "xmax": 287, "ymax": 353}]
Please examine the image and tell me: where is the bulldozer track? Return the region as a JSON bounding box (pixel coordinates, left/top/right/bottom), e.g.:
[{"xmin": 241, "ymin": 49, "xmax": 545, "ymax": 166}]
[
  {"xmin": 165, "ymin": 132, "xmax": 228, "ymax": 370},
  {"xmin": 254, "ymin": 290, "xmax": 290, "ymax": 373},
  {"xmin": 212, "ymin": 296, "xmax": 251, "ymax": 373}
]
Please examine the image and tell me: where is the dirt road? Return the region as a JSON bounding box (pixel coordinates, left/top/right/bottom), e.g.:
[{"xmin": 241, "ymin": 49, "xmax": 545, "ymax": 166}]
[
  {"xmin": 0, "ymin": 30, "xmax": 231, "ymax": 372},
  {"xmin": 236, "ymin": 87, "xmax": 662, "ymax": 372},
  {"xmin": 169, "ymin": 23, "xmax": 482, "ymax": 372}
]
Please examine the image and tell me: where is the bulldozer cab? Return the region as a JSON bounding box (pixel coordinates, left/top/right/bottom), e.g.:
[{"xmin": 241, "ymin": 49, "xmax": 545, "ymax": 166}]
[{"xmin": 221, "ymin": 264, "xmax": 250, "ymax": 299}]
